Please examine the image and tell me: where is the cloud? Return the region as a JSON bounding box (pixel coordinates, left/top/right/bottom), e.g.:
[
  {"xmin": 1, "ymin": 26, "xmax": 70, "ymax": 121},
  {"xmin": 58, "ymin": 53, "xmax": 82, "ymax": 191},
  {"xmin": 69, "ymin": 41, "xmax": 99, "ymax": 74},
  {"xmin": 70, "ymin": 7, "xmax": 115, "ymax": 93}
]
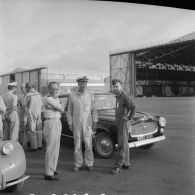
[{"xmin": 0, "ymin": 0, "xmax": 195, "ymax": 75}]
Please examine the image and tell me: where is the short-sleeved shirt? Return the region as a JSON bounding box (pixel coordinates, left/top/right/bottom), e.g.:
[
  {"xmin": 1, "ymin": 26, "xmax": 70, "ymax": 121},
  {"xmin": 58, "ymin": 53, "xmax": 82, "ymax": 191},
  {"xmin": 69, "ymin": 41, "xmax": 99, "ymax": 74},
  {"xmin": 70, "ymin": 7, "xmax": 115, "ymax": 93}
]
[
  {"xmin": 43, "ymin": 95, "xmax": 62, "ymax": 119},
  {"xmin": 2, "ymin": 91, "xmax": 18, "ymax": 115}
]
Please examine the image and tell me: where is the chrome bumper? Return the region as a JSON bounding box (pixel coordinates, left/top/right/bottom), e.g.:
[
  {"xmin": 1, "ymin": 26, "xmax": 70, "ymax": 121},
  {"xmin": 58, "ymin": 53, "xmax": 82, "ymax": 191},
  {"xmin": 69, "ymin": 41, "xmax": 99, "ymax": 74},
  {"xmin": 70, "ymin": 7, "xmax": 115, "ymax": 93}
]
[
  {"xmin": 128, "ymin": 135, "xmax": 165, "ymax": 148},
  {"xmin": 0, "ymin": 175, "xmax": 30, "ymax": 190}
]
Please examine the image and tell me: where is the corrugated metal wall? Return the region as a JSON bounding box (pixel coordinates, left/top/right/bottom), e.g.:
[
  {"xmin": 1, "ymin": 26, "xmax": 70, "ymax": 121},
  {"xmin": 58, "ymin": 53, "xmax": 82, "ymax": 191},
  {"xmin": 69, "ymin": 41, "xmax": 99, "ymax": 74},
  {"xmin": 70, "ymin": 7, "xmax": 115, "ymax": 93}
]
[
  {"xmin": 0, "ymin": 69, "xmax": 47, "ymax": 95},
  {"xmin": 29, "ymin": 71, "xmax": 39, "ymax": 91},
  {"xmin": 0, "ymin": 75, "xmax": 10, "ymax": 94},
  {"xmin": 15, "ymin": 73, "xmax": 22, "ymax": 94},
  {"xmin": 110, "ymin": 52, "xmax": 136, "ymax": 96},
  {"xmin": 21, "ymin": 72, "xmax": 30, "ymax": 83}
]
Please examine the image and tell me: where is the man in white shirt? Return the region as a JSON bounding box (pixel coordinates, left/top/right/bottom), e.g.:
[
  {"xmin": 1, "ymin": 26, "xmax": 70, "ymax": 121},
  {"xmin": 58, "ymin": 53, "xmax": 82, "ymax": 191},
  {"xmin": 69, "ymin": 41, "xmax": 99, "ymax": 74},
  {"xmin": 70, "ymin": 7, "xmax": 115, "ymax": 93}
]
[
  {"xmin": 2, "ymin": 82, "xmax": 19, "ymax": 140},
  {"xmin": 43, "ymin": 81, "xmax": 63, "ymax": 181},
  {"xmin": 0, "ymin": 95, "xmax": 6, "ymax": 140}
]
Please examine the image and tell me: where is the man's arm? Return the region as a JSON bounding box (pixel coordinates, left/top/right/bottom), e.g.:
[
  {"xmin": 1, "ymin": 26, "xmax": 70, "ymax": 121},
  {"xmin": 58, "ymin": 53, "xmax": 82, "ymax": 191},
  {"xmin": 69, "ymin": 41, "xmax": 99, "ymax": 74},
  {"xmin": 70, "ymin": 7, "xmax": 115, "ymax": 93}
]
[
  {"xmin": 0, "ymin": 96, "xmax": 6, "ymax": 115},
  {"xmin": 24, "ymin": 94, "xmax": 30, "ymax": 107},
  {"xmin": 91, "ymin": 93, "xmax": 98, "ymax": 123},
  {"xmin": 66, "ymin": 95, "xmax": 73, "ymax": 131},
  {"xmin": 124, "ymin": 95, "xmax": 137, "ymax": 120},
  {"xmin": 10, "ymin": 94, "xmax": 18, "ymax": 113},
  {"xmin": 45, "ymin": 97, "xmax": 63, "ymax": 113}
]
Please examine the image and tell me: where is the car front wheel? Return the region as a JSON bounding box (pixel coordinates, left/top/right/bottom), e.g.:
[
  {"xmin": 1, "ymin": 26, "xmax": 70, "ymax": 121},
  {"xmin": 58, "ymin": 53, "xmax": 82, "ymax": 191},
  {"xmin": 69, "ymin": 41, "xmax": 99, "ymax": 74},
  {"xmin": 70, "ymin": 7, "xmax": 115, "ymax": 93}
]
[{"xmin": 94, "ymin": 132, "xmax": 114, "ymax": 159}]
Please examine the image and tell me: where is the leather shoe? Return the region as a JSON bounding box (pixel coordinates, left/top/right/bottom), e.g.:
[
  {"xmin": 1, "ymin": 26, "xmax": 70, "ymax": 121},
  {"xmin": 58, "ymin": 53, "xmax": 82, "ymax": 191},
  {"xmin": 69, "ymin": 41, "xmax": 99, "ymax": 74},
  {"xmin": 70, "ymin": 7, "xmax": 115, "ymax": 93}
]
[
  {"xmin": 54, "ymin": 171, "xmax": 58, "ymax": 175},
  {"xmin": 111, "ymin": 166, "xmax": 121, "ymax": 174},
  {"xmin": 73, "ymin": 166, "xmax": 81, "ymax": 172},
  {"xmin": 122, "ymin": 165, "xmax": 130, "ymax": 169},
  {"xmin": 86, "ymin": 166, "xmax": 93, "ymax": 172},
  {"xmin": 44, "ymin": 175, "xmax": 59, "ymax": 181}
]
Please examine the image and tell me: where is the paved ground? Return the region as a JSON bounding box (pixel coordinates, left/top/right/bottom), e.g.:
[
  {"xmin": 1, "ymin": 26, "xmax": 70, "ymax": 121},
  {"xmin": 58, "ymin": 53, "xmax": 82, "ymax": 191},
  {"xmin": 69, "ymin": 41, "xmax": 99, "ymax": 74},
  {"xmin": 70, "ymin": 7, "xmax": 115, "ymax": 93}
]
[{"xmin": 1, "ymin": 98, "xmax": 195, "ymax": 195}]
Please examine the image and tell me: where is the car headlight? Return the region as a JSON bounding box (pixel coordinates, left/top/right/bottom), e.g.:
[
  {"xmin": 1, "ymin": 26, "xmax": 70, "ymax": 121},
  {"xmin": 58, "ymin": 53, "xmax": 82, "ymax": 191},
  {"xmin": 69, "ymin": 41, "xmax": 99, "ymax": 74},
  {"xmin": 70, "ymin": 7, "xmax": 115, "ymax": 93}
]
[
  {"xmin": 159, "ymin": 117, "xmax": 166, "ymax": 127},
  {"xmin": 2, "ymin": 143, "xmax": 14, "ymax": 155},
  {"xmin": 160, "ymin": 128, "xmax": 164, "ymax": 134}
]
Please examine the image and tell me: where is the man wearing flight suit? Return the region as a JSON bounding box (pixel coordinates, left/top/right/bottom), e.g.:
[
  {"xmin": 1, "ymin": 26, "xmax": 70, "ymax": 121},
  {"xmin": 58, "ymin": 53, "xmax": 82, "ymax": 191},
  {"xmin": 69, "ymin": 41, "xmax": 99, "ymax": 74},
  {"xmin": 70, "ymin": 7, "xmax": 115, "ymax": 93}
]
[
  {"xmin": 111, "ymin": 79, "xmax": 136, "ymax": 174},
  {"xmin": 67, "ymin": 76, "xmax": 98, "ymax": 172},
  {"xmin": 0, "ymin": 96, "xmax": 6, "ymax": 141},
  {"xmin": 24, "ymin": 83, "xmax": 43, "ymax": 151},
  {"xmin": 17, "ymin": 83, "xmax": 27, "ymax": 146},
  {"xmin": 43, "ymin": 81, "xmax": 63, "ymax": 181},
  {"xmin": 2, "ymin": 82, "xmax": 19, "ymax": 141}
]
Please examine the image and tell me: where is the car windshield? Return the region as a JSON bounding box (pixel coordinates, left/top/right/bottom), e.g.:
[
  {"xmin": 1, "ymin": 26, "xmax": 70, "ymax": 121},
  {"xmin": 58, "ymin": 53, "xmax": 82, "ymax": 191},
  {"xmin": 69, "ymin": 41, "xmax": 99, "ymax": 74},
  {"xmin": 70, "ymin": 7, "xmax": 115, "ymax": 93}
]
[{"xmin": 95, "ymin": 94, "xmax": 116, "ymax": 110}]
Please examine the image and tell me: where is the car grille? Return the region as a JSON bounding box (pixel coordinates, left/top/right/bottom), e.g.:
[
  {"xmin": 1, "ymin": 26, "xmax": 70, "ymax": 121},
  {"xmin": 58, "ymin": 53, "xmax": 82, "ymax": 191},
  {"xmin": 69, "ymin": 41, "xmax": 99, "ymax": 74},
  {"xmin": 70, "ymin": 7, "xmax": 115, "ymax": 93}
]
[{"xmin": 131, "ymin": 122, "xmax": 158, "ymax": 137}]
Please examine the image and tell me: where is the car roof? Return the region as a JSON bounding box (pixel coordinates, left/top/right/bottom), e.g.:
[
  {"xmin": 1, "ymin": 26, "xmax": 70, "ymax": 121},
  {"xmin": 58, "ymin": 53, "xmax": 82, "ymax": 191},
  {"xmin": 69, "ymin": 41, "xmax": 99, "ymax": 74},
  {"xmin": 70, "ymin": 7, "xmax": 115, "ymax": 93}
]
[{"xmin": 58, "ymin": 91, "xmax": 113, "ymax": 98}]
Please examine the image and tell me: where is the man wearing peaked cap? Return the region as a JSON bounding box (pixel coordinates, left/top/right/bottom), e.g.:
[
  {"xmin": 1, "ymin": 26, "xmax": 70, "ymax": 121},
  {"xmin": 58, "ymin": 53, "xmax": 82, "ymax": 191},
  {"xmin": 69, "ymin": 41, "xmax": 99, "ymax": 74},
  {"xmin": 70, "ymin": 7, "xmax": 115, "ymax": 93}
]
[
  {"xmin": 67, "ymin": 75, "xmax": 98, "ymax": 172},
  {"xmin": 2, "ymin": 81, "xmax": 19, "ymax": 140}
]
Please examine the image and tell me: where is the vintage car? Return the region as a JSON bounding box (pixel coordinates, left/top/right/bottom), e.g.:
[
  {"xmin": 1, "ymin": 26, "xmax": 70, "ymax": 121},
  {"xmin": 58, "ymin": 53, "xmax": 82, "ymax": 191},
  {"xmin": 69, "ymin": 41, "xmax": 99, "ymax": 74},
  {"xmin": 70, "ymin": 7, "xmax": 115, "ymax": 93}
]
[
  {"xmin": 60, "ymin": 92, "xmax": 166, "ymax": 159},
  {"xmin": 0, "ymin": 140, "xmax": 29, "ymax": 192}
]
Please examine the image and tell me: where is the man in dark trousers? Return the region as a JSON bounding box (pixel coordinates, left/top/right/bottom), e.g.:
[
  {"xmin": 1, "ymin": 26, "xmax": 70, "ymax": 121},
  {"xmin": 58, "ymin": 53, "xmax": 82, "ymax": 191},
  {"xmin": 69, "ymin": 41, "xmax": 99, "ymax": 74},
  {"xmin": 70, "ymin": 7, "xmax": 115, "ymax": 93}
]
[{"xmin": 111, "ymin": 79, "xmax": 137, "ymax": 174}]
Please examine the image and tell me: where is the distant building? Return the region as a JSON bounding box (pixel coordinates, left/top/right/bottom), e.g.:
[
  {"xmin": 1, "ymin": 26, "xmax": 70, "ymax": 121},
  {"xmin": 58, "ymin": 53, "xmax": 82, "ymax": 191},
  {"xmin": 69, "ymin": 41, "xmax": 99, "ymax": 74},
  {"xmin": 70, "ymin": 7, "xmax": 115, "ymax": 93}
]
[
  {"xmin": 0, "ymin": 66, "xmax": 47, "ymax": 95},
  {"xmin": 46, "ymin": 73, "xmax": 106, "ymax": 95},
  {"xmin": 0, "ymin": 67, "xmax": 107, "ymax": 95}
]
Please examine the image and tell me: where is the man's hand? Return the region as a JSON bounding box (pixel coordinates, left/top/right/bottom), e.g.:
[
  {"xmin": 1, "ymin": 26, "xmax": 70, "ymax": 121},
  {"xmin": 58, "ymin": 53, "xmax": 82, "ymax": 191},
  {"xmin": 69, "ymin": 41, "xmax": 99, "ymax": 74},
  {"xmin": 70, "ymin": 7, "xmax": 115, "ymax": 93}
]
[
  {"xmin": 45, "ymin": 104, "xmax": 54, "ymax": 110},
  {"xmin": 69, "ymin": 124, "xmax": 73, "ymax": 132},
  {"xmin": 23, "ymin": 116, "xmax": 27, "ymax": 126},
  {"xmin": 122, "ymin": 115, "xmax": 129, "ymax": 122}
]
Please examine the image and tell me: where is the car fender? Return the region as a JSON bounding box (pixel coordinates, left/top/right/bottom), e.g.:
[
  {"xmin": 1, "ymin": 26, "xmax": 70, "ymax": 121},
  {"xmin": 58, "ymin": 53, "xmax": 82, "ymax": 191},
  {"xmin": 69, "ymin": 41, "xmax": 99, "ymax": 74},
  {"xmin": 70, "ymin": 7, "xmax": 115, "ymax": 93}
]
[
  {"xmin": 95, "ymin": 124, "xmax": 111, "ymax": 135},
  {"xmin": 95, "ymin": 125, "xmax": 117, "ymax": 144}
]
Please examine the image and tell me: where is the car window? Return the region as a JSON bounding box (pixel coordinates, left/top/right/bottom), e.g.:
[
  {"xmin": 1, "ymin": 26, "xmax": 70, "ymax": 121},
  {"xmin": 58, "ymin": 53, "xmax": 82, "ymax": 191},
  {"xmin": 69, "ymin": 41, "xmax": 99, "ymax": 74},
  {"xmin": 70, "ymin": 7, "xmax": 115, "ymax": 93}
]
[{"xmin": 95, "ymin": 94, "xmax": 116, "ymax": 110}]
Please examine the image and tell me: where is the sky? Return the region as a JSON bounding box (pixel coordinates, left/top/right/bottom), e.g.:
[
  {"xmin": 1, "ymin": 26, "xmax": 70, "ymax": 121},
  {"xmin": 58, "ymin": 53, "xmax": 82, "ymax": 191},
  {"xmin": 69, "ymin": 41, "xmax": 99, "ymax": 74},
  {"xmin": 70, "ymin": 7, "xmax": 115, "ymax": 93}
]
[{"xmin": 0, "ymin": 0, "xmax": 195, "ymax": 76}]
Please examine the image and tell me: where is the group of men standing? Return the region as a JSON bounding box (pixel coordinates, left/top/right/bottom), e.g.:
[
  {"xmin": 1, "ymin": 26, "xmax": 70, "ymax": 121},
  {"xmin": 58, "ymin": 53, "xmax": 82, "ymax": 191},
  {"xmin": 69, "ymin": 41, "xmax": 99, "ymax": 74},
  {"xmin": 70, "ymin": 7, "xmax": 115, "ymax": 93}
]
[
  {"xmin": 0, "ymin": 76, "xmax": 136, "ymax": 181},
  {"xmin": 0, "ymin": 82, "xmax": 43, "ymax": 151}
]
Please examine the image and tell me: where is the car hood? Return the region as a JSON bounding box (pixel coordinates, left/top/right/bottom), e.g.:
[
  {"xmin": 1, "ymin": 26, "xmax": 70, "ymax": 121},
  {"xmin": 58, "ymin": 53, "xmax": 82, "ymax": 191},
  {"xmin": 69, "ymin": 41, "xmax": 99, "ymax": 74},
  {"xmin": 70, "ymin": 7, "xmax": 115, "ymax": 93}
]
[{"xmin": 98, "ymin": 109, "xmax": 156, "ymax": 123}]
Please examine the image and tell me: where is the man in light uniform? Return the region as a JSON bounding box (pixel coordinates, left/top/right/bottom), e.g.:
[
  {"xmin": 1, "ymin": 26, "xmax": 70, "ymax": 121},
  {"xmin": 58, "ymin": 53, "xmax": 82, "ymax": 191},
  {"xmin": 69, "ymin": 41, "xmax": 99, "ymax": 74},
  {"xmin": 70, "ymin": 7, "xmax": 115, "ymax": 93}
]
[
  {"xmin": 67, "ymin": 76, "xmax": 98, "ymax": 172},
  {"xmin": 0, "ymin": 96, "xmax": 6, "ymax": 141},
  {"xmin": 24, "ymin": 83, "xmax": 43, "ymax": 151},
  {"xmin": 17, "ymin": 83, "xmax": 27, "ymax": 146},
  {"xmin": 2, "ymin": 82, "xmax": 19, "ymax": 140},
  {"xmin": 43, "ymin": 81, "xmax": 63, "ymax": 181}
]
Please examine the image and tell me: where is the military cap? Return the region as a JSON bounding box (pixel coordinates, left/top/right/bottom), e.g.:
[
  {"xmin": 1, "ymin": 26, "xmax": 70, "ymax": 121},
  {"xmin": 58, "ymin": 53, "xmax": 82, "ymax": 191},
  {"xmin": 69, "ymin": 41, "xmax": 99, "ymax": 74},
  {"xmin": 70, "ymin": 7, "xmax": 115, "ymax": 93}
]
[
  {"xmin": 76, "ymin": 76, "xmax": 89, "ymax": 83},
  {"xmin": 8, "ymin": 82, "xmax": 17, "ymax": 87}
]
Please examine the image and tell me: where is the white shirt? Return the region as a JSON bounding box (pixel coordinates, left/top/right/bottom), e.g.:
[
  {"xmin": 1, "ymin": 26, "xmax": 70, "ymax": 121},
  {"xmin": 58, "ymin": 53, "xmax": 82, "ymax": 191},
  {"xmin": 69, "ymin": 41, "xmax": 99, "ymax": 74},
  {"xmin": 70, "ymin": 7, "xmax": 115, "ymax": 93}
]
[
  {"xmin": 2, "ymin": 91, "xmax": 18, "ymax": 115},
  {"xmin": 43, "ymin": 95, "xmax": 62, "ymax": 119}
]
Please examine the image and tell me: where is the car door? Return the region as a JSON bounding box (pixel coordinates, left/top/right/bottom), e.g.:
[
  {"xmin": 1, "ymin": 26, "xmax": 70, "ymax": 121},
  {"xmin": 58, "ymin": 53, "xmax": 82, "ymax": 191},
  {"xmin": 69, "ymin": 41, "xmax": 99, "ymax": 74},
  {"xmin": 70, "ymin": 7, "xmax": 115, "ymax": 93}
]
[{"xmin": 60, "ymin": 96, "xmax": 73, "ymax": 138}]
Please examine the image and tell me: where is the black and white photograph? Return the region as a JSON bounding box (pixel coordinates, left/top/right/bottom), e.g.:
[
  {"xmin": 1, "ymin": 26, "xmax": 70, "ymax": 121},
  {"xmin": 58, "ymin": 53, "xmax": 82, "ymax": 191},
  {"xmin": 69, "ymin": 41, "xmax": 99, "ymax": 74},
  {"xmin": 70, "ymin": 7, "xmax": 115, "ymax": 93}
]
[{"xmin": 0, "ymin": 0, "xmax": 195, "ymax": 195}]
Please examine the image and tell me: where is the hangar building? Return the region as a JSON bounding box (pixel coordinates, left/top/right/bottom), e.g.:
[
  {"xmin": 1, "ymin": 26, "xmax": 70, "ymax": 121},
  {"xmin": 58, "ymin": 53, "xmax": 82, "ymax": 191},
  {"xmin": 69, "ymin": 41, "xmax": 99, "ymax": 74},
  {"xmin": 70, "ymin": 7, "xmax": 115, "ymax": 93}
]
[{"xmin": 110, "ymin": 31, "xmax": 195, "ymax": 97}]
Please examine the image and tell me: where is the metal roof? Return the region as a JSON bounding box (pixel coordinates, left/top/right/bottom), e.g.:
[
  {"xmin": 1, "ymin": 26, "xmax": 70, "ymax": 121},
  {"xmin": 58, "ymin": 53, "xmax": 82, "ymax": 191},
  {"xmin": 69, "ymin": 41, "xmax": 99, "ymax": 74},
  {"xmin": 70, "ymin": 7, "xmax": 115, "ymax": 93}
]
[
  {"xmin": 110, "ymin": 31, "xmax": 195, "ymax": 66},
  {"xmin": 0, "ymin": 66, "xmax": 47, "ymax": 77},
  {"xmin": 110, "ymin": 31, "xmax": 195, "ymax": 55}
]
